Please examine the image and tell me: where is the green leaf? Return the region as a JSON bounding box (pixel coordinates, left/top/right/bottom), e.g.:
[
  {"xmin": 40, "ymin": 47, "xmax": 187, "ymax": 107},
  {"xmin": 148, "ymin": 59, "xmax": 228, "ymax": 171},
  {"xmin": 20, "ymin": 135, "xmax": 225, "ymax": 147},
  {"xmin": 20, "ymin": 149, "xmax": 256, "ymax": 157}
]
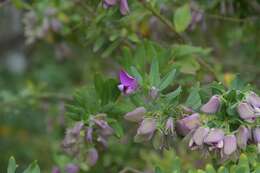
[
  {"xmin": 150, "ymin": 58, "xmax": 160, "ymax": 87},
  {"xmin": 159, "ymin": 69, "xmax": 176, "ymax": 91},
  {"xmin": 205, "ymin": 164, "xmax": 216, "ymax": 173},
  {"xmin": 174, "ymin": 4, "xmax": 192, "ymax": 33},
  {"xmin": 130, "ymin": 66, "xmax": 143, "ymax": 85},
  {"xmin": 94, "ymin": 73, "xmax": 104, "ymax": 100},
  {"xmin": 166, "ymin": 86, "xmax": 182, "ymax": 102},
  {"xmin": 230, "ymin": 75, "xmax": 245, "ymax": 90},
  {"xmin": 217, "ymin": 166, "xmax": 229, "ymax": 173},
  {"xmin": 185, "ymin": 88, "xmax": 201, "ymax": 110},
  {"xmin": 23, "ymin": 161, "xmax": 40, "ymax": 173},
  {"xmin": 111, "ymin": 122, "xmax": 124, "ymax": 138},
  {"xmin": 155, "ymin": 166, "xmax": 162, "ymax": 173},
  {"xmin": 8, "ymin": 157, "xmax": 16, "ymax": 173}
]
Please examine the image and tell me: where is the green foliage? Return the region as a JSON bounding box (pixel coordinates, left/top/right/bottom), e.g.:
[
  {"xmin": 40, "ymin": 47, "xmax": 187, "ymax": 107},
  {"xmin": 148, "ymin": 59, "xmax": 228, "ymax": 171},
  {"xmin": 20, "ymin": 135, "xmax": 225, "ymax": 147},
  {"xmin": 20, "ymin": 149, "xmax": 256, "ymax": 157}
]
[
  {"xmin": 7, "ymin": 157, "xmax": 40, "ymax": 173},
  {"xmin": 174, "ymin": 4, "xmax": 192, "ymax": 33}
]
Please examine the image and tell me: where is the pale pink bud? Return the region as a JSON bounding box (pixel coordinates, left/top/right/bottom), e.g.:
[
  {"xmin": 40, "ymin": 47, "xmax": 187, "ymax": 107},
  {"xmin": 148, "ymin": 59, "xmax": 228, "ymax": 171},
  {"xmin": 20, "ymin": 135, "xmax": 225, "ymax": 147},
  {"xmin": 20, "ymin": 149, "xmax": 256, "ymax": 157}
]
[
  {"xmin": 200, "ymin": 95, "xmax": 221, "ymax": 114},
  {"xmin": 223, "ymin": 135, "xmax": 237, "ymax": 155},
  {"xmin": 124, "ymin": 107, "xmax": 146, "ymax": 122}
]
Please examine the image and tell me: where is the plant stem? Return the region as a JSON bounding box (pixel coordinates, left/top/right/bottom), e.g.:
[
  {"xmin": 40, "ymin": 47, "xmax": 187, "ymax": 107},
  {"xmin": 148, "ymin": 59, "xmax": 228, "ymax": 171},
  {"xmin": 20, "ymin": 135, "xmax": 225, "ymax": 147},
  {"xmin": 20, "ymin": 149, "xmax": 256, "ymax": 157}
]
[
  {"xmin": 119, "ymin": 167, "xmax": 143, "ymax": 173},
  {"xmin": 138, "ymin": 1, "xmax": 185, "ymax": 43}
]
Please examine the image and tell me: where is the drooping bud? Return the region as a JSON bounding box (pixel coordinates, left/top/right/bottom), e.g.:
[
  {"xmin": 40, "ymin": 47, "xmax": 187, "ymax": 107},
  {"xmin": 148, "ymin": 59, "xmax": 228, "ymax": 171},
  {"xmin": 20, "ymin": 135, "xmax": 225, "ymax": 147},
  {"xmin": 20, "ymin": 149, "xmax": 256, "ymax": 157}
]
[
  {"xmin": 236, "ymin": 126, "xmax": 250, "ymax": 149},
  {"xmin": 189, "ymin": 127, "xmax": 209, "ymax": 149},
  {"xmin": 223, "ymin": 135, "xmax": 237, "ymax": 155},
  {"xmin": 165, "ymin": 117, "xmax": 175, "ymax": 135},
  {"xmin": 253, "ymin": 128, "xmax": 260, "ymax": 144},
  {"xmin": 149, "ymin": 86, "xmax": 159, "ymax": 100},
  {"xmin": 51, "ymin": 166, "xmax": 60, "ymax": 173},
  {"xmin": 87, "ymin": 148, "xmax": 99, "ymax": 166},
  {"xmin": 85, "ymin": 127, "xmax": 93, "ymax": 143},
  {"xmin": 97, "ymin": 136, "xmax": 108, "ymax": 148},
  {"xmin": 246, "ymin": 92, "xmax": 260, "ymax": 108},
  {"xmin": 71, "ymin": 121, "xmax": 84, "ymax": 136},
  {"xmin": 124, "ymin": 107, "xmax": 146, "ymax": 122},
  {"xmin": 176, "ymin": 113, "xmax": 201, "ymax": 136},
  {"xmin": 135, "ymin": 118, "xmax": 156, "ymax": 142},
  {"xmin": 200, "ymin": 95, "xmax": 221, "ymax": 114},
  {"xmin": 204, "ymin": 128, "xmax": 224, "ymax": 149},
  {"xmin": 237, "ymin": 102, "xmax": 256, "ymax": 122},
  {"xmin": 93, "ymin": 119, "xmax": 114, "ymax": 136},
  {"xmin": 120, "ymin": 0, "xmax": 130, "ymax": 15},
  {"xmin": 65, "ymin": 164, "xmax": 79, "ymax": 173}
]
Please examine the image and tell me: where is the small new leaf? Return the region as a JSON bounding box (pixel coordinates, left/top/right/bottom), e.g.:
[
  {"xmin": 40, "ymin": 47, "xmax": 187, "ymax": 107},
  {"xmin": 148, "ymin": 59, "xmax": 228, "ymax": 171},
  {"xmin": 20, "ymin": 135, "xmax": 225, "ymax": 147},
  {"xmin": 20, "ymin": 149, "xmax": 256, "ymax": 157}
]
[
  {"xmin": 174, "ymin": 4, "xmax": 192, "ymax": 33},
  {"xmin": 8, "ymin": 157, "xmax": 16, "ymax": 173}
]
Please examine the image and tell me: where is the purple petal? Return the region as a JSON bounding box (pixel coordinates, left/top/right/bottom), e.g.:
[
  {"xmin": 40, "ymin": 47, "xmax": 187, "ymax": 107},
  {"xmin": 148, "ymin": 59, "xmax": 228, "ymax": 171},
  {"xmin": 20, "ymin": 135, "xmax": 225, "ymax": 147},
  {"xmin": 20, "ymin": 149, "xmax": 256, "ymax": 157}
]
[
  {"xmin": 120, "ymin": 0, "xmax": 129, "ymax": 15},
  {"xmin": 176, "ymin": 113, "xmax": 201, "ymax": 136},
  {"xmin": 192, "ymin": 127, "xmax": 209, "ymax": 146},
  {"xmin": 246, "ymin": 92, "xmax": 260, "ymax": 108},
  {"xmin": 85, "ymin": 127, "xmax": 93, "ymax": 143},
  {"xmin": 104, "ymin": 0, "xmax": 117, "ymax": 5},
  {"xmin": 223, "ymin": 135, "xmax": 237, "ymax": 155},
  {"xmin": 87, "ymin": 148, "xmax": 99, "ymax": 166},
  {"xmin": 119, "ymin": 70, "xmax": 136, "ymax": 86},
  {"xmin": 204, "ymin": 128, "xmax": 224, "ymax": 145},
  {"xmin": 124, "ymin": 107, "xmax": 146, "ymax": 122},
  {"xmin": 237, "ymin": 102, "xmax": 256, "ymax": 122},
  {"xmin": 52, "ymin": 166, "xmax": 60, "ymax": 173},
  {"xmin": 137, "ymin": 118, "xmax": 156, "ymax": 135},
  {"xmin": 200, "ymin": 95, "xmax": 221, "ymax": 114},
  {"xmin": 65, "ymin": 164, "xmax": 79, "ymax": 173},
  {"xmin": 253, "ymin": 128, "xmax": 260, "ymax": 143},
  {"xmin": 165, "ymin": 117, "xmax": 175, "ymax": 135},
  {"xmin": 236, "ymin": 126, "xmax": 250, "ymax": 149}
]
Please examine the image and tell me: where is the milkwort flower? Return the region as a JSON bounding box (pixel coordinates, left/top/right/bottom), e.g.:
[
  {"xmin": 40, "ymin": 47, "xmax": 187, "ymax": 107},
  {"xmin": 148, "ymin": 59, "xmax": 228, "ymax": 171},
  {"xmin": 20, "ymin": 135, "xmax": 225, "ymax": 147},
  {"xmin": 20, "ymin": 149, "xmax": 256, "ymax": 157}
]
[
  {"xmin": 135, "ymin": 118, "xmax": 157, "ymax": 142},
  {"xmin": 176, "ymin": 113, "xmax": 201, "ymax": 136},
  {"xmin": 124, "ymin": 107, "xmax": 146, "ymax": 122},
  {"xmin": 87, "ymin": 148, "xmax": 99, "ymax": 166},
  {"xmin": 189, "ymin": 127, "xmax": 209, "ymax": 150},
  {"xmin": 237, "ymin": 102, "xmax": 256, "ymax": 122},
  {"xmin": 223, "ymin": 135, "xmax": 237, "ymax": 156},
  {"xmin": 165, "ymin": 117, "xmax": 175, "ymax": 135},
  {"xmin": 204, "ymin": 128, "xmax": 224, "ymax": 150},
  {"xmin": 65, "ymin": 163, "xmax": 79, "ymax": 173},
  {"xmin": 118, "ymin": 70, "xmax": 138, "ymax": 95},
  {"xmin": 246, "ymin": 92, "xmax": 260, "ymax": 116},
  {"xmin": 236, "ymin": 126, "xmax": 250, "ymax": 150},
  {"xmin": 103, "ymin": 0, "xmax": 129, "ymax": 15},
  {"xmin": 200, "ymin": 95, "xmax": 221, "ymax": 114},
  {"xmin": 253, "ymin": 127, "xmax": 260, "ymax": 152}
]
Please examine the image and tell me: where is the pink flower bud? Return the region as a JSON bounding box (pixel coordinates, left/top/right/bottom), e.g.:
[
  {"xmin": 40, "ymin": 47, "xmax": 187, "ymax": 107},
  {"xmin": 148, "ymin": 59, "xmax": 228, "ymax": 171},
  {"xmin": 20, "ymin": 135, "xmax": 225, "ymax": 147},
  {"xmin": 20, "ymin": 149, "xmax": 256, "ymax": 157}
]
[
  {"xmin": 200, "ymin": 95, "xmax": 221, "ymax": 114},
  {"xmin": 204, "ymin": 128, "xmax": 224, "ymax": 149},
  {"xmin": 223, "ymin": 135, "xmax": 237, "ymax": 155},
  {"xmin": 85, "ymin": 127, "xmax": 93, "ymax": 143},
  {"xmin": 253, "ymin": 128, "xmax": 260, "ymax": 144},
  {"xmin": 189, "ymin": 127, "xmax": 209, "ymax": 149},
  {"xmin": 150, "ymin": 86, "xmax": 159, "ymax": 100},
  {"xmin": 237, "ymin": 102, "xmax": 256, "ymax": 122},
  {"xmin": 165, "ymin": 117, "xmax": 175, "ymax": 135},
  {"xmin": 87, "ymin": 148, "xmax": 98, "ymax": 166},
  {"xmin": 120, "ymin": 0, "xmax": 129, "ymax": 15},
  {"xmin": 246, "ymin": 92, "xmax": 260, "ymax": 108},
  {"xmin": 135, "ymin": 118, "xmax": 156, "ymax": 142},
  {"xmin": 176, "ymin": 113, "xmax": 201, "ymax": 136},
  {"xmin": 236, "ymin": 126, "xmax": 250, "ymax": 149},
  {"xmin": 65, "ymin": 164, "xmax": 79, "ymax": 173},
  {"xmin": 124, "ymin": 107, "xmax": 146, "ymax": 122}
]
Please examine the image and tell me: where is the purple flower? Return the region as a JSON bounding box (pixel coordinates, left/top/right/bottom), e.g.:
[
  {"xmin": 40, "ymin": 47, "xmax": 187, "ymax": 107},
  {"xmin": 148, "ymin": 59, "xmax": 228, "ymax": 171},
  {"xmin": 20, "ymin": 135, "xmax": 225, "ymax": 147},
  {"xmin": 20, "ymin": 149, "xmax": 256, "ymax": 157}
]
[
  {"xmin": 97, "ymin": 136, "xmax": 109, "ymax": 148},
  {"xmin": 223, "ymin": 135, "xmax": 237, "ymax": 155},
  {"xmin": 124, "ymin": 107, "xmax": 146, "ymax": 122},
  {"xmin": 236, "ymin": 126, "xmax": 250, "ymax": 150},
  {"xmin": 93, "ymin": 118, "xmax": 114, "ymax": 136},
  {"xmin": 65, "ymin": 164, "xmax": 79, "ymax": 173},
  {"xmin": 87, "ymin": 148, "xmax": 99, "ymax": 166},
  {"xmin": 71, "ymin": 122, "xmax": 84, "ymax": 136},
  {"xmin": 237, "ymin": 102, "xmax": 256, "ymax": 122},
  {"xmin": 51, "ymin": 166, "xmax": 60, "ymax": 173},
  {"xmin": 204, "ymin": 128, "xmax": 224, "ymax": 150},
  {"xmin": 189, "ymin": 127, "xmax": 209, "ymax": 149},
  {"xmin": 176, "ymin": 113, "xmax": 201, "ymax": 136},
  {"xmin": 135, "ymin": 118, "xmax": 156, "ymax": 142},
  {"xmin": 103, "ymin": 0, "xmax": 129, "ymax": 15},
  {"xmin": 246, "ymin": 92, "xmax": 260, "ymax": 108},
  {"xmin": 118, "ymin": 70, "xmax": 138, "ymax": 95},
  {"xmin": 120, "ymin": 0, "xmax": 130, "ymax": 15},
  {"xmin": 149, "ymin": 86, "xmax": 159, "ymax": 100},
  {"xmin": 85, "ymin": 127, "xmax": 93, "ymax": 143},
  {"xmin": 165, "ymin": 117, "xmax": 175, "ymax": 135},
  {"xmin": 104, "ymin": 0, "xmax": 117, "ymax": 6},
  {"xmin": 200, "ymin": 95, "xmax": 221, "ymax": 114},
  {"xmin": 246, "ymin": 92, "xmax": 260, "ymax": 116},
  {"xmin": 253, "ymin": 128, "xmax": 260, "ymax": 143}
]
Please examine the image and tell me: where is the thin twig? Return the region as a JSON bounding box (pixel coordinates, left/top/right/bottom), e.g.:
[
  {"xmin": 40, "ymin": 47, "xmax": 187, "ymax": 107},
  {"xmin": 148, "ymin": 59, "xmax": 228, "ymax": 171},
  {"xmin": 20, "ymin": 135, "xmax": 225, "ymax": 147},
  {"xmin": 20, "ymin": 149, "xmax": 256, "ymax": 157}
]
[{"xmin": 138, "ymin": 1, "xmax": 185, "ymax": 43}]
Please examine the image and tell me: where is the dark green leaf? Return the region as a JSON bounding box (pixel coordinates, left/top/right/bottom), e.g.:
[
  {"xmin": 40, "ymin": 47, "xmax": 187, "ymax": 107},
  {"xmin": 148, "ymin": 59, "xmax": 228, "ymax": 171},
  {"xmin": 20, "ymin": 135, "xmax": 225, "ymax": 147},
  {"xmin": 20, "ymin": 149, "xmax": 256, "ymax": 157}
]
[
  {"xmin": 159, "ymin": 69, "xmax": 176, "ymax": 91},
  {"xmin": 150, "ymin": 58, "xmax": 160, "ymax": 87}
]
